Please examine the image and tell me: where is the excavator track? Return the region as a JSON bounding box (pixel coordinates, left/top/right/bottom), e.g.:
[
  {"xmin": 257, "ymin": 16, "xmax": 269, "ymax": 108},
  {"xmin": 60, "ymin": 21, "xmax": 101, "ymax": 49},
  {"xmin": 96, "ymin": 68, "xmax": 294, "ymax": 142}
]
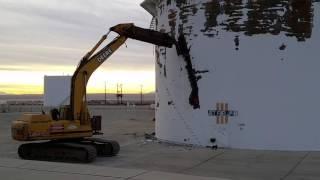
[
  {"xmin": 84, "ymin": 137, "xmax": 120, "ymax": 157},
  {"xmin": 18, "ymin": 141, "xmax": 97, "ymax": 163},
  {"xmin": 17, "ymin": 138, "xmax": 120, "ymax": 163}
]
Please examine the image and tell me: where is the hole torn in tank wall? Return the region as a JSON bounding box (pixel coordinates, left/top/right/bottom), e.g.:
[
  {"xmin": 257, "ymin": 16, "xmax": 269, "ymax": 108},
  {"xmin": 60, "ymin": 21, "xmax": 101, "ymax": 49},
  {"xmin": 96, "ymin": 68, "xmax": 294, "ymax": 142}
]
[
  {"xmin": 155, "ymin": 32, "xmax": 201, "ymax": 109},
  {"xmin": 176, "ymin": 33, "xmax": 201, "ymax": 109}
]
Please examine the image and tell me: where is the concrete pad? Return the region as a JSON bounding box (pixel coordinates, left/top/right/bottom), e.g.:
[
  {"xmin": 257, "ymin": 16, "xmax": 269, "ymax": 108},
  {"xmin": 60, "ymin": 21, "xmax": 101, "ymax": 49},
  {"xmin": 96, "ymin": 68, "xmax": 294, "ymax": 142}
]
[
  {"xmin": 133, "ymin": 171, "xmax": 230, "ymax": 180},
  {"xmin": 0, "ymin": 166, "xmax": 117, "ymax": 180},
  {"xmin": 92, "ymin": 167, "xmax": 147, "ymax": 178},
  {"xmin": 18, "ymin": 160, "xmax": 63, "ymax": 170},
  {"xmin": 0, "ymin": 158, "xmax": 29, "ymax": 168},
  {"xmin": 184, "ymin": 150, "xmax": 304, "ymax": 180},
  {"xmin": 95, "ymin": 142, "xmax": 223, "ymax": 173},
  {"xmin": 286, "ymin": 175, "xmax": 320, "ymax": 180},
  {"xmin": 17, "ymin": 159, "xmax": 147, "ymax": 179},
  {"xmin": 285, "ymin": 175, "xmax": 319, "ymax": 180},
  {"xmin": 286, "ymin": 152, "xmax": 320, "ymax": 180},
  {"xmin": 53, "ymin": 164, "xmax": 147, "ymax": 178},
  {"xmin": 0, "ymin": 158, "xmax": 226, "ymax": 180},
  {"xmin": 259, "ymin": 151, "xmax": 307, "ymax": 162},
  {"xmin": 304, "ymin": 151, "xmax": 320, "ymax": 163},
  {"xmin": 2, "ymin": 110, "xmax": 320, "ymax": 180}
]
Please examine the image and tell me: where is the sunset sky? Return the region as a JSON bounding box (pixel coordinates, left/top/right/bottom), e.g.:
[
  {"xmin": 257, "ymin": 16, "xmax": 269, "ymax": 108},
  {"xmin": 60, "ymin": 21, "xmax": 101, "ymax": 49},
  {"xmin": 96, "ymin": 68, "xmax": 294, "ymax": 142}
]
[{"xmin": 0, "ymin": 0, "xmax": 154, "ymax": 94}]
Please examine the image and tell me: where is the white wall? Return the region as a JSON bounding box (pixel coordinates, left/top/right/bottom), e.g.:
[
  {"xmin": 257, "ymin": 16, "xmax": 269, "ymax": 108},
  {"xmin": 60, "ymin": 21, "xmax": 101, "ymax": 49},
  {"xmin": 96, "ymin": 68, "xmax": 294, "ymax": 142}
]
[
  {"xmin": 44, "ymin": 76, "xmax": 71, "ymax": 107},
  {"xmin": 148, "ymin": 0, "xmax": 320, "ymax": 150}
]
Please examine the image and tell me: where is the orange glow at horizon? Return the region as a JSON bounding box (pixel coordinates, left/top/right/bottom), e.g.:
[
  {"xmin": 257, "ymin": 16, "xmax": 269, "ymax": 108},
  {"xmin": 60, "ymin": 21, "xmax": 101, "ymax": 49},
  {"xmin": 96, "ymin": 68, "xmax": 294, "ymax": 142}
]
[{"xmin": 0, "ymin": 65, "xmax": 155, "ymax": 95}]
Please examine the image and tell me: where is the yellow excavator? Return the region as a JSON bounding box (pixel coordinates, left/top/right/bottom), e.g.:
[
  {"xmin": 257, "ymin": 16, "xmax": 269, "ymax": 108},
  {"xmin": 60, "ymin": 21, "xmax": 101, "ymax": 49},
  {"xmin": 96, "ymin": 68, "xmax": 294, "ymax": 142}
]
[{"xmin": 11, "ymin": 23, "xmax": 178, "ymax": 162}]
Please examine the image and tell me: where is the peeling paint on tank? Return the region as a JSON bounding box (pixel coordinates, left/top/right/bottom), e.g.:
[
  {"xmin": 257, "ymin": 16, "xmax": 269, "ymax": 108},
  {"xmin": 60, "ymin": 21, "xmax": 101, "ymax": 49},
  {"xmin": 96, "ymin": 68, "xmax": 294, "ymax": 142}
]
[
  {"xmin": 168, "ymin": 9, "xmax": 177, "ymax": 21},
  {"xmin": 168, "ymin": 9, "xmax": 178, "ymax": 37},
  {"xmin": 184, "ymin": 25, "xmax": 193, "ymax": 37},
  {"xmin": 162, "ymin": 0, "xmax": 199, "ymax": 38},
  {"xmin": 159, "ymin": 47, "xmax": 167, "ymax": 77},
  {"xmin": 200, "ymin": 0, "xmax": 317, "ymax": 42},
  {"xmin": 155, "ymin": 47, "xmax": 163, "ymax": 68},
  {"xmin": 160, "ymin": 47, "xmax": 167, "ymax": 60},
  {"xmin": 178, "ymin": 4, "xmax": 198, "ymax": 36},
  {"xmin": 234, "ymin": 35, "xmax": 240, "ymax": 51},
  {"xmin": 200, "ymin": 0, "xmax": 221, "ymax": 36},
  {"xmin": 168, "ymin": 100, "xmax": 174, "ymax": 105},
  {"xmin": 176, "ymin": 0, "xmax": 188, "ymax": 7},
  {"xmin": 219, "ymin": 0, "xmax": 244, "ymax": 33},
  {"xmin": 158, "ymin": 1, "xmax": 166, "ymax": 16},
  {"xmin": 279, "ymin": 43, "xmax": 287, "ymax": 51}
]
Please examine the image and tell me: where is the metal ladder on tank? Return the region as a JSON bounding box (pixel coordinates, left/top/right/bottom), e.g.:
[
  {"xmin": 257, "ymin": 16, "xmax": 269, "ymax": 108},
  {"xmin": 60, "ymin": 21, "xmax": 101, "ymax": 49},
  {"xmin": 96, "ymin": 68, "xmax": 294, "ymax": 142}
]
[{"xmin": 149, "ymin": 17, "xmax": 156, "ymax": 30}]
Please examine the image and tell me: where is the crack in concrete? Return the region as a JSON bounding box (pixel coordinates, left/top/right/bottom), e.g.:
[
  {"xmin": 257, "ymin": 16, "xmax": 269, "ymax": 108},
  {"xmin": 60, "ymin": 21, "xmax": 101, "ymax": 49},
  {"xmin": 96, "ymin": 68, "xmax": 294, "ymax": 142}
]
[
  {"xmin": 178, "ymin": 150, "xmax": 226, "ymax": 173},
  {"xmin": 125, "ymin": 171, "xmax": 149, "ymax": 180},
  {"xmin": 280, "ymin": 152, "xmax": 310, "ymax": 180}
]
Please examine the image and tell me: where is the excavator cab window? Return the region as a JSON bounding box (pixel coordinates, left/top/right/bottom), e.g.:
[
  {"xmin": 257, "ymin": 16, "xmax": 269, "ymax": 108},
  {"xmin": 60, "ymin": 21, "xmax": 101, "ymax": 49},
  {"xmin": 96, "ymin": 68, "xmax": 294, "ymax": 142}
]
[{"xmin": 50, "ymin": 108, "xmax": 60, "ymax": 121}]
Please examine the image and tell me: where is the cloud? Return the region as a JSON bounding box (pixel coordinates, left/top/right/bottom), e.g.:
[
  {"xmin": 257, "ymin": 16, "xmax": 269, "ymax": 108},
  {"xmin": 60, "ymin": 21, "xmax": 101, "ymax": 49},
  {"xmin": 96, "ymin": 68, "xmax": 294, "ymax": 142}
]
[
  {"xmin": 0, "ymin": 0, "xmax": 154, "ymax": 69},
  {"xmin": 0, "ymin": 0, "xmax": 157, "ymax": 94}
]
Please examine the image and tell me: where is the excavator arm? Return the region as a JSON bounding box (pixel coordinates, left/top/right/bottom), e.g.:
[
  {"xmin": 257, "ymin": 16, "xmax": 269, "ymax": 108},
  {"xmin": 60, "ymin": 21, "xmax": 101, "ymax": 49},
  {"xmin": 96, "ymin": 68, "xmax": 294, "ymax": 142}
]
[
  {"xmin": 110, "ymin": 23, "xmax": 176, "ymax": 48},
  {"xmin": 70, "ymin": 23, "xmax": 177, "ymax": 123}
]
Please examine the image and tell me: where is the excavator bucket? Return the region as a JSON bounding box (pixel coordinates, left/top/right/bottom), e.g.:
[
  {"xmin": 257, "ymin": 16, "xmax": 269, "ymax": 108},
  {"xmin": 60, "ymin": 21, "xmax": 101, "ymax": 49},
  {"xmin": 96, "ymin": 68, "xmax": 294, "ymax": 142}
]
[{"xmin": 110, "ymin": 23, "xmax": 176, "ymax": 48}]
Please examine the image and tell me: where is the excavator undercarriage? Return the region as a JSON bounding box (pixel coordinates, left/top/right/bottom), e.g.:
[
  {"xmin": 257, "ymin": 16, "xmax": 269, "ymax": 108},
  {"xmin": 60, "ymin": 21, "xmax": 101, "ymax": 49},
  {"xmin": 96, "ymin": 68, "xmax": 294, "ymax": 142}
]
[{"xmin": 18, "ymin": 138, "xmax": 119, "ymax": 163}]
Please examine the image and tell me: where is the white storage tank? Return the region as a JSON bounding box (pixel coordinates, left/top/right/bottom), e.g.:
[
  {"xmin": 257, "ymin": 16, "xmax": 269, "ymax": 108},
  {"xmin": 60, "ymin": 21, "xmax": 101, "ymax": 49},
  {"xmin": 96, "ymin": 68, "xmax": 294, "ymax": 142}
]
[{"xmin": 142, "ymin": 0, "xmax": 320, "ymax": 150}]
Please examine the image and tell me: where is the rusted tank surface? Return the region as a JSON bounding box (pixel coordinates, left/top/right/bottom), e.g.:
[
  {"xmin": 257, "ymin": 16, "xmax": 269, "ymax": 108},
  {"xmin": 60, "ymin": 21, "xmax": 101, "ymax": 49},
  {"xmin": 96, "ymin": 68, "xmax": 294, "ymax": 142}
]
[{"xmin": 142, "ymin": 0, "xmax": 320, "ymax": 150}]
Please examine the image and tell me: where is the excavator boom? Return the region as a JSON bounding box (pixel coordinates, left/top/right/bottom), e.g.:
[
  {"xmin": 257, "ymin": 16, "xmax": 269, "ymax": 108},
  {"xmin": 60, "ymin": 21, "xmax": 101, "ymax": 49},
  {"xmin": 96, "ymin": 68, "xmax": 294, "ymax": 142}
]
[{"xmin": 70, "ymin": 23, "xmax": 177, "ymax": 122}]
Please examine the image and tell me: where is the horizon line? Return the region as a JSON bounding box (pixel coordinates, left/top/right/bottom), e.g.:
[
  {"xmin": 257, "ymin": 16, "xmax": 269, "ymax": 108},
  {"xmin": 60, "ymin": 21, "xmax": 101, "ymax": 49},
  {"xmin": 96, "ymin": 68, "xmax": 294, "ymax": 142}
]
[{"xmin": 0, "ymin": 92, "xmax": 156, "ymax": 96}]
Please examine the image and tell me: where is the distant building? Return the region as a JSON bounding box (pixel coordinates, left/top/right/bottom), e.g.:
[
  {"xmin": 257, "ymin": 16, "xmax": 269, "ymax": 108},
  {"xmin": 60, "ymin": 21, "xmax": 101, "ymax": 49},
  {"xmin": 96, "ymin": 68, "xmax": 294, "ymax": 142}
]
[{"xmin": 44, "ymin": 76, "xmax": 71, "ymax": 107}]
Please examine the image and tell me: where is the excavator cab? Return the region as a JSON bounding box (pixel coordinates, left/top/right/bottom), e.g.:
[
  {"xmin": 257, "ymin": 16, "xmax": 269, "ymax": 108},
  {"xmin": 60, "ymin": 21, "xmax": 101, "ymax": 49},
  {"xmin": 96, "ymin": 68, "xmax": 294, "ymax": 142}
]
[{"xmin": 50, "ymin": 108, "xmax": 60, "ymax": 120}]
